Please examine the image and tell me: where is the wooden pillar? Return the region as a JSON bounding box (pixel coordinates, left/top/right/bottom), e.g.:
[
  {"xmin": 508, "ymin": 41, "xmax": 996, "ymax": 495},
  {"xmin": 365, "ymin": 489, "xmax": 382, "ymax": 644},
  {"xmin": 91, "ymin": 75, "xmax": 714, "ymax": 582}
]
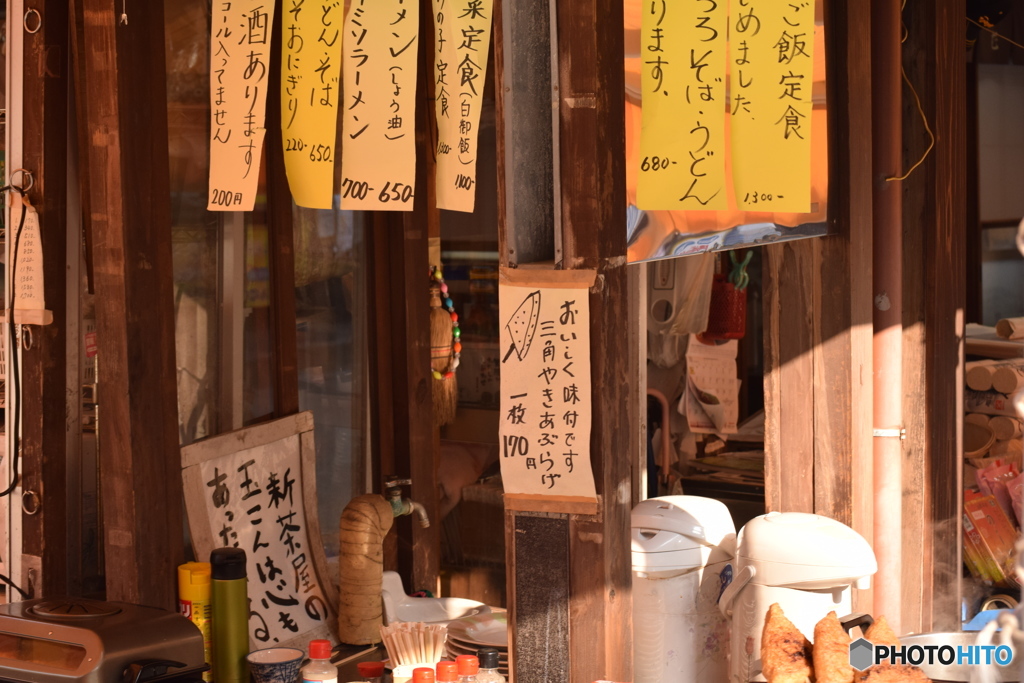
[
  {"xmin": 78, "ymin": 0, "xmax": 183, "ymax": 610},
  {"xmin": 495, "ymin": 0, "xmax": 634, "ymax": 678},
  {"xmin": 265, "ymin": 0, "xmax": 300, "ymax": 419},
  {"xmin": 556, "ymin": 0, "xmax": 635, "ymax": 678},
  {"xmin": 900, "ymin": 0, "xmax": 966, "ymax": 633},
  {"xmin": 19, "ymin": 0, "xmax": 70, "ymax": 598},
  {"xmin": 762, "ymin": 0, "xmax": 875, "ymax": 606}
]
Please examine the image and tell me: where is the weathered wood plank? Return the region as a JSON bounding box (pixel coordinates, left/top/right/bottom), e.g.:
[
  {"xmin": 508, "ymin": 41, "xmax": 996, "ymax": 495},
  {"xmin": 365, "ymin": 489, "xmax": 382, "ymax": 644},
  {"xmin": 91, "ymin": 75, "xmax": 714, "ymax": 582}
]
[
  {"xmin": 19, "ymin": 0, "xmax": 70, "ymax": 597},
  {"xmin": 80, "ymin": 0, "xmax": 183, "ymax": 610},
  {"xmin": 764, "ymin": 241, "xmax": 816, "ymax": 514},
  {"xmin": 496, "ymin": 0, "xmax": 556, "ymax": 266},
  {"xmin": 515, "ymin": 514, "xmax": 569, "ymax": 683},
  {"xmin": 926, "ymin": 0, "xmax": 966, "ymax": 632},
  {"xmin": 556, "ymin": 0, "xmax": 633, "ymax": 678}
]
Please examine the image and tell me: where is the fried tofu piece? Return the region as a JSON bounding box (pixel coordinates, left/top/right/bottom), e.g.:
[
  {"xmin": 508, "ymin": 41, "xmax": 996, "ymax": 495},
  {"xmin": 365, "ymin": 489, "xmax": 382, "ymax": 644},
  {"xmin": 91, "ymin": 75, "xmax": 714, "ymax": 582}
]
[
  {"xmin": 813, "ymin": 611, "xmax": 853, "ymax": 683},
  {"xmin": 855, "ymin": 664, "xmax": 931, "ymax": 682},
  {"xmin": 864, "ymin": 616, "xmax": 900, "ymax": 648},
  {"xmin": 761, "ymin": 603, "xmax": 814, "ymax": 683}
]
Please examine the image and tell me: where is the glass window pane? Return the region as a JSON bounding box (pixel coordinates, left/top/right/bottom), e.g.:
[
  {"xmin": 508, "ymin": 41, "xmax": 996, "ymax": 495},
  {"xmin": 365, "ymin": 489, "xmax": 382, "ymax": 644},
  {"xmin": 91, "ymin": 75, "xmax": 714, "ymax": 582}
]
[{"xmin": 293, "ymin": 205, "xmax": 368, "ymax": 562}]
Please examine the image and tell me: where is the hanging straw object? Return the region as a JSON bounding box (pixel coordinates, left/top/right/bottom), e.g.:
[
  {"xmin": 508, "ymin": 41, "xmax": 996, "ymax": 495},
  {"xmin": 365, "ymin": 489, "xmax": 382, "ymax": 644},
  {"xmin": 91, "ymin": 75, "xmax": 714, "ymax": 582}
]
[
  {"xmin": 379, "ymin": 622, "xmax": 448, "ymax": 667},
  {"xmin": 430, "ymin": 267, "xmax": 460, "ymax": 427}
]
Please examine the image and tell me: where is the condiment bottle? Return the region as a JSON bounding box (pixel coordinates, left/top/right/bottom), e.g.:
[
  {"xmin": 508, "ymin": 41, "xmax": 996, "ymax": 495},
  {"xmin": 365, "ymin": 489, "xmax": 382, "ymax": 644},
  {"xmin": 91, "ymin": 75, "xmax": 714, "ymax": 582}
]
[
  {"xmin": 301, "ymin": 639, "xmax": 337, "ymax": 683},
  {"xmin": 475, "ymin": 649, "xmax": 504, "ymax": 683},
  {"xmin": 455, "ymin": 655, "xmax": 478, "ymax": 683},
  {"xmin": 412, "ymin": 667, "xmax": 436, "ymax": 683},
  {"xmin": 356, "ymin": 661, "xmax": 384, "ymax": 683},
  {"xmin": 436, "ymin": 661, "xmax": 458, "ymax": 682},
  {"xmin": 210, "ymin": 548, "xmax": 248, "ymax": 683},
  {"xmin": 177, "ymin": 562, "xmax": 213, "ymax": 682}
]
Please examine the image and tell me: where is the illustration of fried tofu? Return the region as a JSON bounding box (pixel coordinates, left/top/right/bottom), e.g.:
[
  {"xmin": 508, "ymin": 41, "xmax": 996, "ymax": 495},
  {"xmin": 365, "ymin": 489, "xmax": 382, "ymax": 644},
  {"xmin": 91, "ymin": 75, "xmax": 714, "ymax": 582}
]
[
  {"xmin": 813, "ymin": 611, "xmax": 853, "ymax": 683},
  {"xmin": 761, "ymin": 603, "xmax": 814, "ymax": 683}
]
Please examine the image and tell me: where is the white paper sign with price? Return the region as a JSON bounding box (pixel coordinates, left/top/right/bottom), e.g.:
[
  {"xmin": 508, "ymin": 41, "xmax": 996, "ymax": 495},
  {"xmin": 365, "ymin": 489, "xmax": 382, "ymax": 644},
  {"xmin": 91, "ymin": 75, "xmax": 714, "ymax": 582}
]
[
  {"xmin": 339, "ymin": 0, "xmax": 420, "ymax": 211},
  {"xmin": 498, "ymin": 270, "xmax": 598, "ymax": 511},
  {"xmin": 208, "ymin": 0, "xmax": 276, "ymax": 212}
]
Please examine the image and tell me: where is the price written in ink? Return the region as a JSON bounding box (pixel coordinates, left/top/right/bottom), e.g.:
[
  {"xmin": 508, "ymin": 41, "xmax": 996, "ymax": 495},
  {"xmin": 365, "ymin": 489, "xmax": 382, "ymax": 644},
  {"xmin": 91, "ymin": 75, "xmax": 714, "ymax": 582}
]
[
  {"xmin": 210, "ymin": 188, "xmax": 246, "ymax": 208},
  {"xmin": 340, "ymin": 178, "xmax": 414, "ymax": 205}
]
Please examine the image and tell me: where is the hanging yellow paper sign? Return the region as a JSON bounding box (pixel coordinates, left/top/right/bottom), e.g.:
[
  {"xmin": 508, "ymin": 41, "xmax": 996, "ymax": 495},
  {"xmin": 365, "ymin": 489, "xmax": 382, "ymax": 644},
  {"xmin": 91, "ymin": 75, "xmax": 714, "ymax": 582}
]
[
  {"xmin": 729, "ymin": 0, "xmax": 815, "ymax": 212},
  {"xmin": 638, "ymin": 0, "xmax": 727, "ymax": 211},
  {"xmin": 434, "ymin": 0, "xmax": 493, "ymax": 213},
  {"xmin": 280, "ymin": 1, "xmax": 344, "ymax": 210},
  {"xmin": 208, "ymin": 1, "xmax": 276, "ymax": 212},
  {"xmin": 340, "ymin": 0, "xmax": 419, "ymax": 211}
]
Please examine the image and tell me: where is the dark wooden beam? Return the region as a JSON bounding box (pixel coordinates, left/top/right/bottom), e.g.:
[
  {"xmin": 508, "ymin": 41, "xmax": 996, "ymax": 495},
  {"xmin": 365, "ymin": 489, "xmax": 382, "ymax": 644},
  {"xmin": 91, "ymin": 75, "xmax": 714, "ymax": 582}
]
[
  {"xmin": 900, "ymin": 0, "xmax": 966, "ymax": 633},
  {"xmin": 265, "ymin": 0, "xmax": 300, "ymax": 418},
  {"xmin": 19, "ymin": 0, "xmax": 71, "ymax": 598},
  {"xmin": 79, "ymin": 0, "xmax": 183, "ymax": 610}
]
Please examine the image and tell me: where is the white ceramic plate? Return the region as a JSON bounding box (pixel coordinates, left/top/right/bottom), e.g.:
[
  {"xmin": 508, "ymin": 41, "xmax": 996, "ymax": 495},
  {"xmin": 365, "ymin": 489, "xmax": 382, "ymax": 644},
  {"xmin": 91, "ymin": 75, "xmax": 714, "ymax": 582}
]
[{"xmin": 446, "ymin": 611, "xmax": 509, "ymax": 648}]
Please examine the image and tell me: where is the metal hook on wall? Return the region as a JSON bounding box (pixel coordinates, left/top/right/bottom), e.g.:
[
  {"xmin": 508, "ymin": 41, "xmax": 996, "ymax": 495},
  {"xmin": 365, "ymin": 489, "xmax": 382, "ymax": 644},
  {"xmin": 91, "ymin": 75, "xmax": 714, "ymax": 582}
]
[
  {"xmin": 20, "ymin": 325, "xmax": 32, "ymax": 351},
  {"xmin": 23, "ymin": 8, "xmax": 41, "ymax": 34},
  {"xmin": 8, "ymin": 168, "xmax": 34, "ymax": 194}
]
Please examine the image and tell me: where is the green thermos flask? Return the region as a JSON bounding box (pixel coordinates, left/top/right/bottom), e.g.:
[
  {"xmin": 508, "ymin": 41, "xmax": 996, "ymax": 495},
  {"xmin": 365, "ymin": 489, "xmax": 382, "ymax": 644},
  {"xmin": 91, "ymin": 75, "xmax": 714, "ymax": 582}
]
[{"xmin": 211, "ymin": 548, "xmax": 249, "ymax": 683}]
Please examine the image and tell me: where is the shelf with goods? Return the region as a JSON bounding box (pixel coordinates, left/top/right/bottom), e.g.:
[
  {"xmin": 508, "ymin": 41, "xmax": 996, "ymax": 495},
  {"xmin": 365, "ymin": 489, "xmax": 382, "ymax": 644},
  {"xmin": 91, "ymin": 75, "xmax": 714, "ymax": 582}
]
[{"xmin": 961, "ymin": 322, "xmax": 1024, "ymax": 609}]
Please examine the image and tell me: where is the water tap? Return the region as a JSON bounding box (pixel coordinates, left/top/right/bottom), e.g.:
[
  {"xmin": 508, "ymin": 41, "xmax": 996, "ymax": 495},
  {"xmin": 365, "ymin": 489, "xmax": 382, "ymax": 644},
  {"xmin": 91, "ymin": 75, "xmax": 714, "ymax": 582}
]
[{"xmin": 384, "ymin": 476, "xmax": 430, "ymax": 528}]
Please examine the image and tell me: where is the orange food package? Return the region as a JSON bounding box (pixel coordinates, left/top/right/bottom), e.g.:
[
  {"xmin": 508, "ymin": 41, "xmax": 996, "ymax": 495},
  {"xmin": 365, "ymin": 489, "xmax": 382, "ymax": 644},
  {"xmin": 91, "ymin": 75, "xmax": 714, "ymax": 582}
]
[{"xmin": 963, "ymin": 490, "xmax": 1020, "ymax": 587}]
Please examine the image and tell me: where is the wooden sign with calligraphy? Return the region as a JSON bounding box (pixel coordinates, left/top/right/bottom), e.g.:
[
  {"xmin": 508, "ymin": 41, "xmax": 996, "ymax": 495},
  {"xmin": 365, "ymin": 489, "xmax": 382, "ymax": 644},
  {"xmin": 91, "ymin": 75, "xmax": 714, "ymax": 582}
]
[
  {"xmin": 730, "ymin": 0, "xmax": 815, "ymax": 212},
  {"xmin": 208, "ymin": 0, "xmax": 276, "ymax": 212},
  {"xmin": 340, "ymin": 0, "xmax": 420, "ymax": 211},
  {"xmin": 638, "ymin": 0, "xmax": 727, "ymax": 210},
  {"xmin": 280, "ymin": 0, "xmax": 344, "ymax": 209},
  {"xmin": 498, "ymin": 269, "xmax": 598, "ymax": 514},
  {"xmin": 433, "ymin": 0, "xmax": 494, "ymax": 213},
  {"xmin": 182, "ymin": 412, "xmax": 338, "ymax": 649}
]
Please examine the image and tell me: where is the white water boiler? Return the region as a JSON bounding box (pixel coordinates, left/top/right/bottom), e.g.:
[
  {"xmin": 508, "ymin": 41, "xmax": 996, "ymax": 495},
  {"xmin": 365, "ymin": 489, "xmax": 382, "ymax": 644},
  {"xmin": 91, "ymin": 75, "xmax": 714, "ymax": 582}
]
[
  {"xmin": 718, "ymin": 512, "xmax": 877, "ymax": 683},
  {"xmin": 631, "ymin": 496, "xmax": 736, "ymax": 683}
]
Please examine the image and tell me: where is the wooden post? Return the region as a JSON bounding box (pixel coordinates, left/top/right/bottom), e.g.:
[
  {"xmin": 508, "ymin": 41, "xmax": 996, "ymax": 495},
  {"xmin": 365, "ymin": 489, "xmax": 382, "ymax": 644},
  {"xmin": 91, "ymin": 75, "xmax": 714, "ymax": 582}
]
[
  {"xmin": 557, "ymin": 0, "xmax": 635, "ymax": 681},
  {"xmin": 762, "ymin": 0, "xmax": 875, "ymax": 609},
  {"xmin": 265, "ymin": 0, "xmax": 300, "ymax": 418},
  {"xmin": 19, "ymin": 0, "xmax": 70, "ymax": 598},
  {"xmin": 78, "ymin": 0, "xmax": 183, "ymax": 610},
  {"xmin": 900, "ymin": 0, "xmax": 966, "ymax": 633}
]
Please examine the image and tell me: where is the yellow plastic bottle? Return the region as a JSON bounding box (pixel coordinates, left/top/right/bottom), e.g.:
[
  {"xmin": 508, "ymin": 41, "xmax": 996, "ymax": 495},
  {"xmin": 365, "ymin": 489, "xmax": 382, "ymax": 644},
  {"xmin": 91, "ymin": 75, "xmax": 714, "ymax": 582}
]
[{"xmin": 178, "ymin": 562, "xmax": 214, "ymax": 682}]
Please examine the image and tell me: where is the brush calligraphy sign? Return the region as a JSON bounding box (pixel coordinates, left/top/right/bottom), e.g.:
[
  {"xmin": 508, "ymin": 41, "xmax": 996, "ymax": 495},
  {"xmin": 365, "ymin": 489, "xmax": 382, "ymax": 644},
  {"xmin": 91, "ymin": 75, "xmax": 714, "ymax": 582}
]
[
  {"xmin": 182, "ymin": 412, "xmax": 337, "ymax": 649},
  {"xmin": 340, "ymin": 0, "xmax": 420, "ymax": 211},
  {"xmin": 636, "ymin": 0, "xmax": 817, "ymax": 214},
  {"xmin": 730, "ymin": 0, "xmax": 815, "ymax": 211},
  {"xmin": 280, "ymin": 0, "xmax": 344, "ymax": 209},
  {"xmin": 638, "ymin": 0, "xmax": 727, "ymax": 210},
  {"xmin": 498, "ymin": 270, "xmax": 598, "ymax": 513},
  {"xmin": 208, "ymin": 0, "xmax": 276, "ymax": 212},
  {"xmin": 433, "ymin": 0, "xmax": 494, "ymax": 212}
]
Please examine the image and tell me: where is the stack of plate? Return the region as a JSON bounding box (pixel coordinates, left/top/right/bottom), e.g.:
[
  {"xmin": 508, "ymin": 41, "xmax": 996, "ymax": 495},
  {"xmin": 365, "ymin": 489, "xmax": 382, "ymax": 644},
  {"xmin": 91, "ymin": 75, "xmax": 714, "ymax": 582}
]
[{"xmin": 445, "ymin": 610, "xmax": 508, "ymax": 677}]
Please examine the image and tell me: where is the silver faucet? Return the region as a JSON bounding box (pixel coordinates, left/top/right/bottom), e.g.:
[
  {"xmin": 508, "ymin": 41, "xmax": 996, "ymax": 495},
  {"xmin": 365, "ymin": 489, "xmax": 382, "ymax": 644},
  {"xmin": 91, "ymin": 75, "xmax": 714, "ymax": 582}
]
[{"xmin": 384, "ymin": 476, "xmax": 430, "ymax": 528}]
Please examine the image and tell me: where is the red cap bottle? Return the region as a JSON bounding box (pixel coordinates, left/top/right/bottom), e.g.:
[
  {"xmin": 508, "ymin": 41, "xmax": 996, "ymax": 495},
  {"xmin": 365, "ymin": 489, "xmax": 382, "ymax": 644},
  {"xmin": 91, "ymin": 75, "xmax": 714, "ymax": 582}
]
[
  {"xmin": 436, "ymin": 661, "xmax": 459, "ymax": 682},
  {"xmin": 412, "ymin": 667, "xmax": 436, "ymax": 683},
  {"xmin": 309, "ymin": 640, "xmax": 332, "ymax": 660},
  {"xmin": 456, "ymin": 655, "xmax": 479, "ymax": 677}
]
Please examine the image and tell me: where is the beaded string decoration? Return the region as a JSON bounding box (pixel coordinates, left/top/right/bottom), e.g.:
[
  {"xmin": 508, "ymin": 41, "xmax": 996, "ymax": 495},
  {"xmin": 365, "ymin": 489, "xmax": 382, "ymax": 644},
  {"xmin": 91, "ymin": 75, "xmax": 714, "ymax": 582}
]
[{"xmin": 429, "ymin": 266, "xmax": 460, "ymax": 426}]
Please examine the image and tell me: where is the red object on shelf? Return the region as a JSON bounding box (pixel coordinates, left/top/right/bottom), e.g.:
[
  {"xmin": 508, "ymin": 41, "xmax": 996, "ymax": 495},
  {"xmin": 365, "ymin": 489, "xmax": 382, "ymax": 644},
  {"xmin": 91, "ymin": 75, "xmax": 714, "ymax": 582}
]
[{"xmin": 699, "ymin": 274, "xmax": 746, "ymax": 341}]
